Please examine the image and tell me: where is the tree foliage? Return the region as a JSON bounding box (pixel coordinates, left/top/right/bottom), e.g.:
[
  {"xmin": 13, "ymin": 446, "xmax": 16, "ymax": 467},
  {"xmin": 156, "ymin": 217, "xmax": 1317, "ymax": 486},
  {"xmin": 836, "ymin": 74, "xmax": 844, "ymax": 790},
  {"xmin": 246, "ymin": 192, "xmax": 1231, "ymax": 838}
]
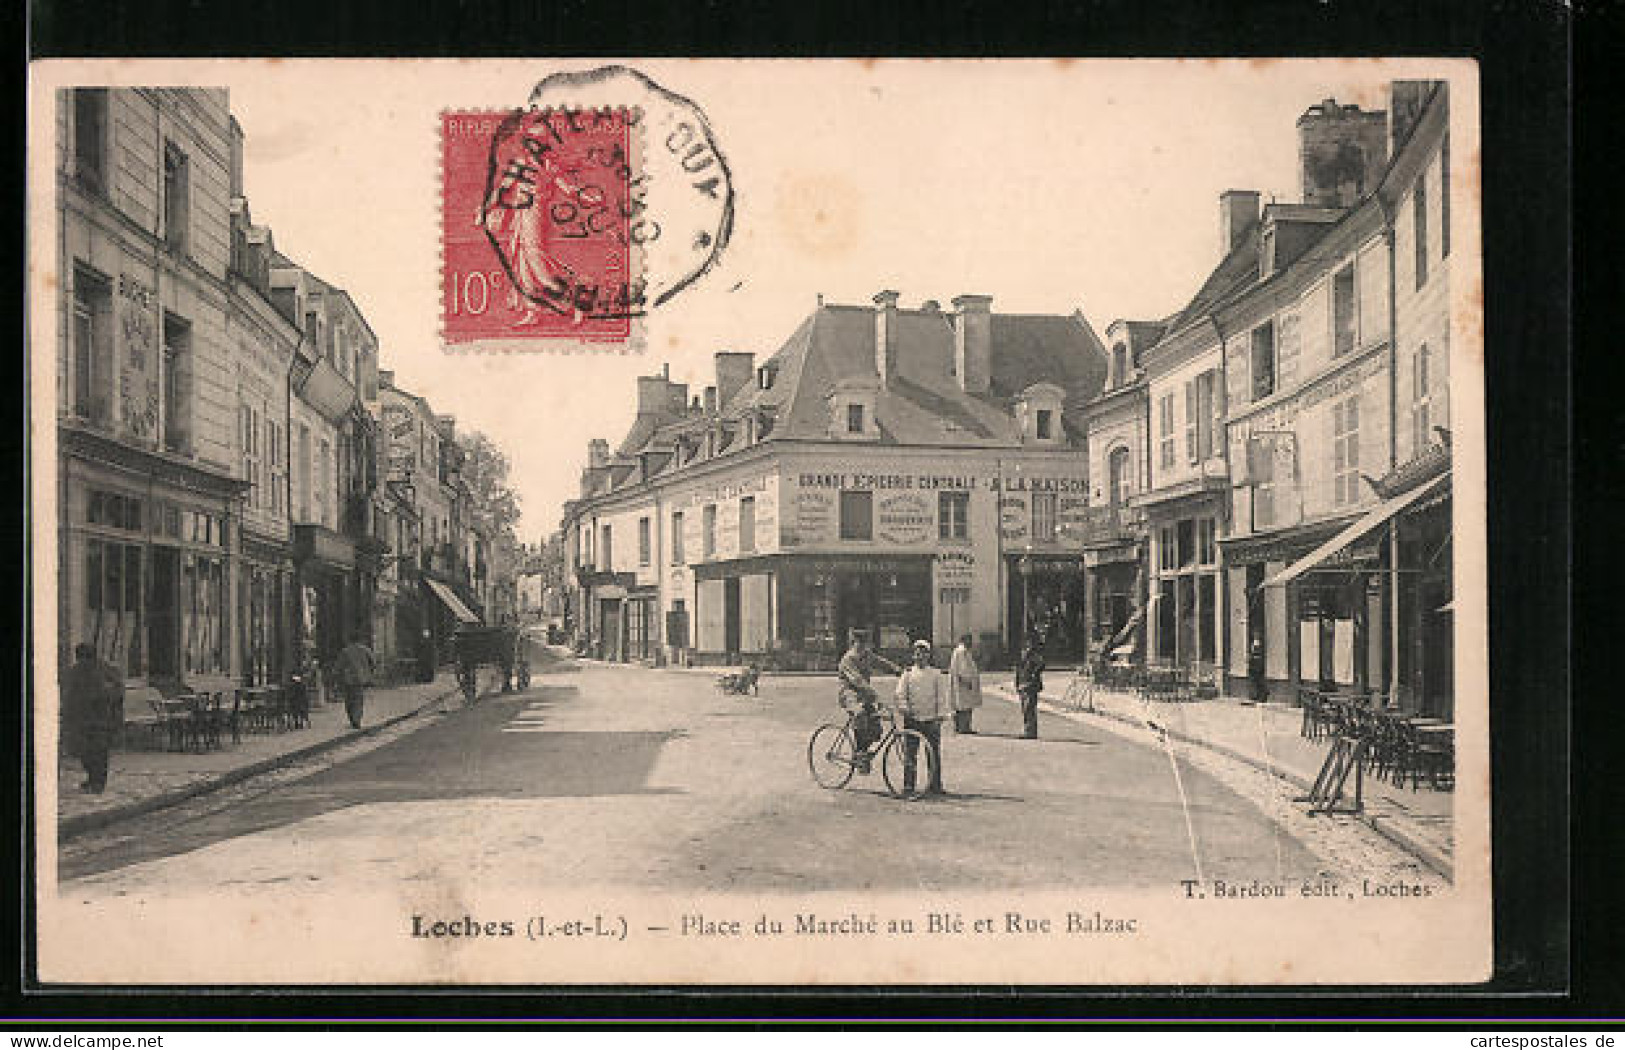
[{"xmin": 458, "ymin": 430, "xmax": 522, "ymax": 535}]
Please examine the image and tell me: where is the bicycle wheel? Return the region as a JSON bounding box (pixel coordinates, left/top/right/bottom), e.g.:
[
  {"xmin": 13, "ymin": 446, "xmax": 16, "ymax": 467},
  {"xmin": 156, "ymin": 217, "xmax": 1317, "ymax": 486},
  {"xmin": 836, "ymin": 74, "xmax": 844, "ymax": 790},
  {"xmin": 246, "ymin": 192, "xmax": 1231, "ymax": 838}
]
[
  {"xmin": 807, "ymin": 722, "xmax": 857, "ymax": 789},
  {"xmin": 882, "ymin": 729, "xmax": 938, "ymax": 800}
]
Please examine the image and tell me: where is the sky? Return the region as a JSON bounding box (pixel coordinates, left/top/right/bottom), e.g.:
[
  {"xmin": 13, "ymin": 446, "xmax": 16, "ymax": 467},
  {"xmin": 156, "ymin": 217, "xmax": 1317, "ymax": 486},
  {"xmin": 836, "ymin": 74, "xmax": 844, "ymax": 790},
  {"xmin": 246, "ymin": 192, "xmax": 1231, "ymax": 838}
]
[{"xmin": 205, "ymin": 58, "xmax": 1455, "ymax": 543}]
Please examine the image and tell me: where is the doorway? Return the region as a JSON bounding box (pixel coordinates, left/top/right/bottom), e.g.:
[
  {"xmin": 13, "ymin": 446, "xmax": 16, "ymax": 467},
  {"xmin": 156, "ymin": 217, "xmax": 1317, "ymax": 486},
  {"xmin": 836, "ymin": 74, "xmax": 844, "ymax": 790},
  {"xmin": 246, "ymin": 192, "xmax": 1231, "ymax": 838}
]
[
  {"xmin": 148, "ymin": 546, "xmax": 179, "ymax": 679},
  {"xmin": 723, "ymin": 577, "xmax": 742, "ymax": 657}
]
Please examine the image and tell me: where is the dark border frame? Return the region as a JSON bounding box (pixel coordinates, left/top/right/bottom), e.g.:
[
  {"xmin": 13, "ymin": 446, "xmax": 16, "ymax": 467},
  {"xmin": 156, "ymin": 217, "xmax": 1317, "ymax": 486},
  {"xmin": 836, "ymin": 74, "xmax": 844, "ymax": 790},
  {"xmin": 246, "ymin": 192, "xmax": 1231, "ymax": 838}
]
[{"xmin": 17, "ymin": 0, "xmax": 1579, "ymax": 1024}]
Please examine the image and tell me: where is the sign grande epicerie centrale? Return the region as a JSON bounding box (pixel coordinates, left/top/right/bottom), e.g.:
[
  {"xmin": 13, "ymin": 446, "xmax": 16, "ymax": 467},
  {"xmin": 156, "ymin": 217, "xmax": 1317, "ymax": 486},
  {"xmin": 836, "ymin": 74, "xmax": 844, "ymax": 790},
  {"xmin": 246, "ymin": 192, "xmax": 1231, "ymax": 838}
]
[{"xmin": 794, "ymin": 471, "xmax": 1087, "ymax": 494}]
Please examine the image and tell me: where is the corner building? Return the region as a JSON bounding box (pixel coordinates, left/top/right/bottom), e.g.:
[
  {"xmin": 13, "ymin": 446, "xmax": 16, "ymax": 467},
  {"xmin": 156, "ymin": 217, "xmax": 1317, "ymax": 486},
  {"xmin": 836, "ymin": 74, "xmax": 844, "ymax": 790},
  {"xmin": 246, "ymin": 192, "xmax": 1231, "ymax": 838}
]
[{"xmin": 563, "ymin": 293, "xmax": 1108, "ymax": 669}]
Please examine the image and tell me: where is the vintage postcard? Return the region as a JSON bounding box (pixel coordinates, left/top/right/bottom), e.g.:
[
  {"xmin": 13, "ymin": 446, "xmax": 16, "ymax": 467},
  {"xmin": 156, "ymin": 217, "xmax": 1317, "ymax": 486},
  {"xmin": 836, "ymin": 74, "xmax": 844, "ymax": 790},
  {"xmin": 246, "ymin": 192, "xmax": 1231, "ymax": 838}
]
[{"xmin": 28, "ymin": 58, "xmax": 1489, "ymax": 985}]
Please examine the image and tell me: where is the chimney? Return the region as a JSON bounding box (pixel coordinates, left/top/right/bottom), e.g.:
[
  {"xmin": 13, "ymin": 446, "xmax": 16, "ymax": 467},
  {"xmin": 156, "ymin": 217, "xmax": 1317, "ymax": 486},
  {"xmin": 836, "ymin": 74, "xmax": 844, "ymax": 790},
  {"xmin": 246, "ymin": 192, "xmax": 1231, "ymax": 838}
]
[
  {"xmin": 690, "ymin": 395, "xmax": 702, "ymax": 416},
  {"xmin": 951, "ymin": 294, "xmax": 993, "ymax": 394},
  {"xmin": 1297, "ymin": 98, "xmax": 1388, "ymax": 208},
  {"xmin": 636, "ymin": 374, "xmax": 668, "ymax": 415},
  {"xmin": 229, "ymin": 116, "xmax": 245, "ymax": 198},
  {"xmin": 587, "ymin": 438, "xmax": 609, "ymax": 468},
  {"xmin": 1219, "ymin": 190, "xmax": 1261, "ymax": 255},
  {"xmin": 714, "ymin": 351, "xmax": 755, "ymax": 408},
  {"xmin": 1389, "ymin": 80, "xmax": 1443, "ymax": 155},
  {"xmin": 873, "ymin": 290, "xmax": 900, "ymax": 385},
  {"xmin": 703, "ymin": 386, "xmax": 717, "ymax": 414},
  {"xmin": 379, "ymin": 369, "xmax": 394, "ymax": 388},
  {"xmin": 666, "ymin": 382, "xmax": 689, "ymax": 418}
]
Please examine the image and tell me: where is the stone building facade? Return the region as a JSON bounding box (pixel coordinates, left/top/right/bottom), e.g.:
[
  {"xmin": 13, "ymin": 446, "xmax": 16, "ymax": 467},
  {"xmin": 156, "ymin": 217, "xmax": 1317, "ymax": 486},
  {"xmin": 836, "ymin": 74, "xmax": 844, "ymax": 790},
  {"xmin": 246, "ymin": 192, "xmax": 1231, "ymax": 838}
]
[{"xmin": 563, "ymin": 293, "xmax": 1109, "ymax": 669}]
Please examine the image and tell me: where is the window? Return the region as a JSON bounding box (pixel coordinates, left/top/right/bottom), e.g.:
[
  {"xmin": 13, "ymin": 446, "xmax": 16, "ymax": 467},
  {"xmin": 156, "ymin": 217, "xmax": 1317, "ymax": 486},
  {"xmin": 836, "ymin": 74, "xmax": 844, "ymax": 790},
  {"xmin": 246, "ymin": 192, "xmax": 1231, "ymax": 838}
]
[
  {"xmin": 1158, "ymin": 393, "xmax": 1176, "ymax": 469},
  {"xmin": 739, "ymin": 496, "xmax": 756, "ymax": 552},
  {"xmin": 162, "ymin": 314, "xmax": 191, "ymax": 453},
  {"xmin": 1441, "ymin": 136, "xmax": 1451, "ymax": 259},
  {"xmin": 1250, "ymin": 322, "xmax": 1276, "ymax": 401},
  {"xmin": 317, "ymin": 438, "xmax": 332, "ymax": 527},
  {"xmin": 601, "ymin": 523, "xmax": 613, "ymax": 568},
  {"xmin": 73, "ymin": 88, "xmax": 108, "ymax": 192},
  {"xmin": 1112, "ymin": 343, "xmax": 1129, "ymax": 386},
  {"xmin": 846, "ymin": 403, "xmax": 865, "ymax": 434},
  {"xmin": 1184, "ymin": 380, "xmax": 1197, "ymax": 463},
  {"xmin": 83, "ymin": 539, "xmax": 143, "ymax": 677},
  {"xmin": 163, "ymin": 142, "xmax": 190, "ymax": 255},
  {"xmin": 1412, "ymin": 344, "xmax": 1433, "ymax": 453},
  {"xmin": 1176, "ymin": 519, "xmax": 1195, "ymax": 568},
  {"xmin": 1333, "ymin": 395, "xmax": 1361, "ymax": 505},
  {"xmin": 267, "ymin": 418, "xmax": 284, "ymax": 514},
  {"xmin": 240, "ymin": 403, "xmax": 260, "ymax": 508},
  {"xmin": 296, "ymin": 423, "xmax": 311, "ymax": 521},
  {"xmin": 638, "ymin": 516, "xmax": 651, "ymax": 565},
  {"xmin": 1333, "ymin": 264, "xmax": 1356, "ymax": 357},
  {"xmin": 1193, "ymin": 372, "xmax": 1219, "ymax": 461},
  {"xmin": 703, "ymin": 504, "xmax": 717, "ymax": 557},
  {"xmin": 1251, "ymin": 436, "xmax": 1278, "ymax": 530},
  {"xmin": 1108, "ymin": 447, "xmax": 1131, "ymax": 510},
  {"xmin": 1036, "ymin": 409, "xmax": 1054, "ymax": 440},
  {"xmin": 181, "ymin": 552, "xmax": 228, "ymax": 676},
  {"xmin": 1414, "ymin": 176, "xmax": 1428, "ymax": 290},
  {"xmin": 839, "ymin": 491, "xmax": 872, "ymax": 541},
  {"xmin": 71, "ymin": 267, "xmax": 111, "ymax": 420},
  {"xmin": 670, "ymin": 510, "xmax": 685, "ymax": 564},
  {"xmin": 1032, "ymin": 493, "xmax": 1058, "ymax": 543},
  {"xmin": 1157, "ymin": 525, "xmax": 1177, "ymax": 572},
  {"xmin": 938, "ymin": 490, "xmax": 970, "ymax": 540},
  {"xmin": 1197, "ymin": 518, "xmax": 1217, "ymax": 566}
]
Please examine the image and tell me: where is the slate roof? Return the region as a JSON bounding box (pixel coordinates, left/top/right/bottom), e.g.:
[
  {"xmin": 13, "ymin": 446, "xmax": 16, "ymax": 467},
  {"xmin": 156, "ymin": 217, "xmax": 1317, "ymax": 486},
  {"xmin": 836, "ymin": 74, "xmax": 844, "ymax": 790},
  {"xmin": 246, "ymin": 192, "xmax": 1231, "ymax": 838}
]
[
  {"xmin": 1162, "ymin": 221, "xmax": 1263, "ymax": 338},
  {"xmin": 619, "ymin": 302, "xmax": 1106, "ymax": 458}
]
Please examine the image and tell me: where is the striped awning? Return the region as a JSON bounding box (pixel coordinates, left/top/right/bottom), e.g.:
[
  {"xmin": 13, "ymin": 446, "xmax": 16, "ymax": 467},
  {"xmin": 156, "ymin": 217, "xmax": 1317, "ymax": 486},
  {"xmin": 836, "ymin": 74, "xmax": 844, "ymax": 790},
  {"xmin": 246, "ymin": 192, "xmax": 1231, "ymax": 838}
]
[
  {"xmin": 1262, "ymin": 472, "xmax": 1451, "ymax": 589},
  {"xmin": 424, "ymin": 578, "xmax": 480, "ymax": 624}
]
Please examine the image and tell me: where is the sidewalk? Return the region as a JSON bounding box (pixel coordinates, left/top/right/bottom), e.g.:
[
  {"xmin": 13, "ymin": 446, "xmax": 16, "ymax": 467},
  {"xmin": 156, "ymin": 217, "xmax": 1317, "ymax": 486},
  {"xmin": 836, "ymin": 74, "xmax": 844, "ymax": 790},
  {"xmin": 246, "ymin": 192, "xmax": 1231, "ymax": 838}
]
[
  {"xmin": 58, "ymin": 673, "xmax": 459, "ymax": 839},
  {"xmin": 984, "ymin": 671, "xmax": 1454, "ymax": 877}
]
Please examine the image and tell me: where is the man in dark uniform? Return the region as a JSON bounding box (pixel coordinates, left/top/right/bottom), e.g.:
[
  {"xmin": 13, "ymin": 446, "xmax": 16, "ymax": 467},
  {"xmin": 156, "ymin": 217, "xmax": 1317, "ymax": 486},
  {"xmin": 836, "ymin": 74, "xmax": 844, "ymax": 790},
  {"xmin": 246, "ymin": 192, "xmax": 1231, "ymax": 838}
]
[
  {"xmin": 62, "ymin": 643, "xmax": 123, "ymax": 794},
  {"xmin": 1015, "ymin": 635, "xmax": 1046, "ymax": 740}
]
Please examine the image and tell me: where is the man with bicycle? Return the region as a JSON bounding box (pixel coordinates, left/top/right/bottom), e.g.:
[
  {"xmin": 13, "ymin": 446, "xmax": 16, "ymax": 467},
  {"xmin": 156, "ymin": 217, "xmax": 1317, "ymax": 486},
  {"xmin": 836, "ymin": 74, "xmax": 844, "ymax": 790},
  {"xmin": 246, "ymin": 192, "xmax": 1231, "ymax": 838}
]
[
  {"xmin": 837, "ymin": 631, "xmax": 901, "ymax": 775},
  {"xmin": 894, "ymin": 638, "xmax": 948, "ymax": 795}
]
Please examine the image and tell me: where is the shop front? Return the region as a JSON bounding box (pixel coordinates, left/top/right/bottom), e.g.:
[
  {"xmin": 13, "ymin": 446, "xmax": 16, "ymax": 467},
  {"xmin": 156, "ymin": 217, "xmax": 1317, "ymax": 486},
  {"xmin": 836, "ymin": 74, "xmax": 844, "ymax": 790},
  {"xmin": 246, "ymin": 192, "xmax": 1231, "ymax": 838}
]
[
  {"xmin": 293, "ymin": 522, "xmax": 360, "ymax": 676},
  {"xmin": 1140, "ymin": 489, "xmax": 1227, "ymax": 676},
  {"xmin": 59, "ymin": 427, "xmax": 244, "ymax": 704},
  {"xmin": 1083, "ymin": 543, "xmax": 1145, "ymax": 659},
  {"xmin": 1006, "ymin": 553, "xmax": 1088, "ymax": 664},
  {"xmin": 1258, "ymin": 464, "xmax": 1452, "ymax": 716},
  {"xmin": 240, "ymin": 529, "xmax": 294, "ymax": 688}
]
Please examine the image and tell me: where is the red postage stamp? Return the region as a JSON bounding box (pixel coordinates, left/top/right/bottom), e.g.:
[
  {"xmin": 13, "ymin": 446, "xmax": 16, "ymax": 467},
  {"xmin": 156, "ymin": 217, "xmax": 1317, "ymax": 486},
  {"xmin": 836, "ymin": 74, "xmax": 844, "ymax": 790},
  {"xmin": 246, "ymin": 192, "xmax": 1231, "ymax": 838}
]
[{"xmin": 441, "ymin": 108, "xmax": 639, "ymax": 347}]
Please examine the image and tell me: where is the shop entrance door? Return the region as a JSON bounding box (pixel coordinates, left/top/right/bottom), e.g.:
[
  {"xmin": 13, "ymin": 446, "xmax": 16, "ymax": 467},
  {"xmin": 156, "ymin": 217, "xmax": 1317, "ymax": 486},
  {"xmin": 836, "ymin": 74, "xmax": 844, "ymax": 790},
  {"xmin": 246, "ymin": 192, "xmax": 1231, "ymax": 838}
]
[
  {"xmin": 148, "ymin": 546, "xmax": 179, "ymax": 679},
  {"xmin": 600, "ymin": 598, "xmax": 622, "ymax": 661},
  {"xmin": 723, "ymin": 577, "xmax": 742, "ymax": 657},
  {"xmin": 835, "ymin": 573, "xmax": 876, "ymax": 651}
]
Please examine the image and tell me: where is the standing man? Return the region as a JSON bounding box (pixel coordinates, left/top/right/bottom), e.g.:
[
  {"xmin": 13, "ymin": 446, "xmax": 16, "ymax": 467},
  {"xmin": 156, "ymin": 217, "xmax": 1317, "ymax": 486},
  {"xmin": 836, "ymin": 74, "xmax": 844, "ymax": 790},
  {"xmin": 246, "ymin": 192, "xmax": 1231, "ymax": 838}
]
[
  {"xmin": 948, "ymin": 634, "xmax": 982, "ymax": 735},
  {"xmin": 837, "ymin": 631, "xmax": 900, "ymax": 775},
  {"xmin": 1015, "ymin": 635, "xmax": 1046, "ymax": 740},
  {"xmin": 1248, "ymin": 637, "xmax": 1268, "ymax": 704},
  {"xmin": 334, "ymin": 632, "xmax": 376, "ymax": 730},
  {"xmin": 62, "ymin": 643, "xmax": 123, "ymax": 794},
  {"xmin": 894, "ymin": 639, "xmax": 947, "ymax": 795}
]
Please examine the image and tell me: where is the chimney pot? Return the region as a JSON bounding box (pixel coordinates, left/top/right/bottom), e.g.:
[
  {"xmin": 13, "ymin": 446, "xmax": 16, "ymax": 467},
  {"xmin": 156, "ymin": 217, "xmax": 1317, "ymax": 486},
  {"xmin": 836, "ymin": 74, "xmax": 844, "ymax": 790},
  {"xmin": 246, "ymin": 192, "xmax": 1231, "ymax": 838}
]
[
  {"xmin": 951, "ymin": 294, "xmax": 993, "ymax": 395},
  {"xmin": 703, "ymin": 386, "xmax": 717, "ymax": 414},
  {"xmin": 874, "ymin": 290, "xmax": 900, "ymax": 385},
  {"xmin": 1219, "ymin": 189, "xmax": 1261, "ymax": 255}
]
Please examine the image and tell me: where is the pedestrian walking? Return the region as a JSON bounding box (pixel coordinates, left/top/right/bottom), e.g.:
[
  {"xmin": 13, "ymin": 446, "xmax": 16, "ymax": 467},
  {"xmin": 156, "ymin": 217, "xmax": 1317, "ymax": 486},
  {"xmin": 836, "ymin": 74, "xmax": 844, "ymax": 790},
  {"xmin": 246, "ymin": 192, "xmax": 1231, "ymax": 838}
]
[
  {"xmin": 62, "ymin": 643, "xmax": 123, "ymax": 794},
  {"xmin": 334, "ymin": 633, "xmax": 376, "ymax": 730},
  {"xmin": 1248, "ymin": 637, "xmax": 1268, "ymax": 704},
  {"xmin": 1015, "ymin": 635, "xmax": 1045, "ymax": 740},
  {"xmin": 894, "ymin": 639, "xmax": 947, "ymax": 795},
  {"xmin": 948, "ymin": 634, "xmax": 982, "ymax": 735}
]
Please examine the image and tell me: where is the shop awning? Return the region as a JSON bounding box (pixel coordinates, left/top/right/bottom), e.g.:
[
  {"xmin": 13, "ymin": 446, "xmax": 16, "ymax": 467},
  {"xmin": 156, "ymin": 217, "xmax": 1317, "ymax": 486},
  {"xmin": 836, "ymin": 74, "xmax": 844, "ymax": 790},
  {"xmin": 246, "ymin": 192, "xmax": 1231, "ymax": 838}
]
[
  {"xmin": 1262, "ymin": 473, "xmax": 1451, "ymax": 589},
  {"xmin": 424, "ymin": 578, "xmax": 480, "ymax": 624}
]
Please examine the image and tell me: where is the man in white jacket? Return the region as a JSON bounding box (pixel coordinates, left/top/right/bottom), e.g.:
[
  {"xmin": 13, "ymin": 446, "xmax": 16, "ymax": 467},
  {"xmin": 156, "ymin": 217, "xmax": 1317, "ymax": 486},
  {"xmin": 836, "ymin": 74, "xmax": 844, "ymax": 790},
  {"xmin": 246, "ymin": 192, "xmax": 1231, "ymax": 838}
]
[
  {"xmin": 894, "ymin": 639, "xmax": 947, "ymax": 795},
  {"xmin": 948, "ymin": 634, "xmax": 982, "ymax": 735}
]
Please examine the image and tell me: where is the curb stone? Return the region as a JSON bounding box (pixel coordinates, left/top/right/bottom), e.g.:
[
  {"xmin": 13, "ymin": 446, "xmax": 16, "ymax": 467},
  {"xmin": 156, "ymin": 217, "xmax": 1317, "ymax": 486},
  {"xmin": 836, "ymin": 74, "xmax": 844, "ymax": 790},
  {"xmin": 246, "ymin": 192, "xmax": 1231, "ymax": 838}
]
[
  {"xmin": 993, "ymin": 685, "xmax": 1454, "ymax": 881},
  {"xmin": 59, "ymin": 685, "xmax": 460, "ymax": 842}
]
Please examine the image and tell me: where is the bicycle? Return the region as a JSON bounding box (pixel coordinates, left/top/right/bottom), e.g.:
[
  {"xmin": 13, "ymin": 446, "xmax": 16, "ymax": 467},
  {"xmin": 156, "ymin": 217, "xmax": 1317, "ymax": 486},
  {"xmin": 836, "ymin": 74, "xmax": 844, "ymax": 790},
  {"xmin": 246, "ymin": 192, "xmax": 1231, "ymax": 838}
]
[
  {"xmin": 1061, "ymin": 663, "xmax": 1098, "ymax": 713},
  {"xmin": 806, "ymin": 702, "xmax": 940, "ymax": 800}
]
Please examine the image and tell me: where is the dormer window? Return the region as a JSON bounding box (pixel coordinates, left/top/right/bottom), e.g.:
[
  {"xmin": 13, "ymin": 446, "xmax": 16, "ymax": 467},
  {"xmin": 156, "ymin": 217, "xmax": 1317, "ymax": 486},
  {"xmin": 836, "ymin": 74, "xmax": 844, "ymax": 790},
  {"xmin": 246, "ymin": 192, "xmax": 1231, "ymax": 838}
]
[
  {"xmin": 758, "ymin": 363, "xmax": 778, "ymax": 390},
  {"xmin": 828, "ymin": 376, "xmax": 880, "ymax": 441},
  {"xmin": 1015, "ymin": 382, "xmax": 1066, "ymax": 446}
]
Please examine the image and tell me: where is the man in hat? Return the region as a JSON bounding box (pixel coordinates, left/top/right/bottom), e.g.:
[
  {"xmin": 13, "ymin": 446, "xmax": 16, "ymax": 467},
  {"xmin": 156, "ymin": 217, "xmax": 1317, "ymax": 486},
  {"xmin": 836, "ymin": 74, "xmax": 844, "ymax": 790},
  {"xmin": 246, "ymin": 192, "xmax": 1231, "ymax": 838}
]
[
  {"xmin": 894, "ymin": 638, "xmax": 948, "ymax": 794},
  {"xmin": 837, "ymin": 631, "xmax": 900, "ymax": 775},
  {"xmin": 62, "ymin": 643, "xmax": 123, "ymax": 794},
  {"xmin": 1015, "ymin": 634, "xmax": 1046, "ymax": 739}
]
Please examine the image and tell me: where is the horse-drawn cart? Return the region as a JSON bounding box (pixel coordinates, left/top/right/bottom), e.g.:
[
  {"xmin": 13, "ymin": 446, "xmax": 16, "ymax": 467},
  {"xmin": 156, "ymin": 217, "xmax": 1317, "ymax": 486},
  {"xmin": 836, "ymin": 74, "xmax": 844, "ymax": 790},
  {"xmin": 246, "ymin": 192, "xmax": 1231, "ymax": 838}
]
[{"xmin": 452, "ymin": 623, "xmax": 531, "ymax": 704}]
